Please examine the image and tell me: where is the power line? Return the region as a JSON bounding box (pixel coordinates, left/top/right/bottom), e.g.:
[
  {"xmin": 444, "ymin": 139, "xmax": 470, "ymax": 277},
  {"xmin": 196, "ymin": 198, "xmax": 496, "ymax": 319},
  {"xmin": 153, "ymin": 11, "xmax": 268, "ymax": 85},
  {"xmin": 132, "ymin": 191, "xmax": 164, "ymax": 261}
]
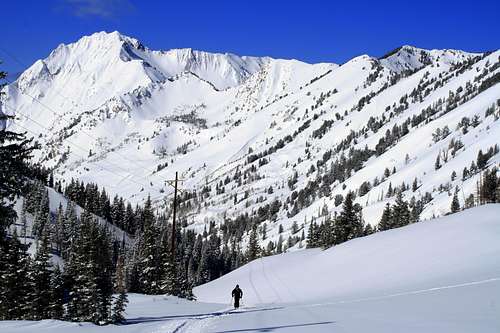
[
  {"xmin": 1, "ymin": 47, "xmax": 240, "ymax": 212},
  {"xmin": 0, "ymin": 47, "xmax": 161, "ymax": 176},
  {"xmin": 4, "ymin": 104, "xmax": 165, "ymax": 196}
]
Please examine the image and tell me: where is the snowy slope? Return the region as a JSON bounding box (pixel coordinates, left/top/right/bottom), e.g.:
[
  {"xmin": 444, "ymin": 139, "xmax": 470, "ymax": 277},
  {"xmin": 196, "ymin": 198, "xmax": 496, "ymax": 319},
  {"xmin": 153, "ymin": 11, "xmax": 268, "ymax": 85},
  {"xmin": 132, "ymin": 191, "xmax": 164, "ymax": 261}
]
[
  {"xmin": 194, "ymin": 204, "xmax": 500, "ymax": 304},
  {"xmin": 9, "ymin": 186, "xmax": 132, "ymax": 260},
  {"xmin": 1, "ymin": 31, "xmax": 499, "ymax": 250},
  {"xmin": 2, "ymin": 205, "xmax": 500, "ymax": 332}
]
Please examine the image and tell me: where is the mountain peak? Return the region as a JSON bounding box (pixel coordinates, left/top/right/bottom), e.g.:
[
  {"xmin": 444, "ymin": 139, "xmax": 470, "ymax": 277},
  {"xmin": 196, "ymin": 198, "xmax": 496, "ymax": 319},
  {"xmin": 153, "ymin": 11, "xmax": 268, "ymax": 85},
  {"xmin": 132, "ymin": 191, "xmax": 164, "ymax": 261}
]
[{"xmin": 379, "ymin": 44, "xmax": 478, "ymax": 73}]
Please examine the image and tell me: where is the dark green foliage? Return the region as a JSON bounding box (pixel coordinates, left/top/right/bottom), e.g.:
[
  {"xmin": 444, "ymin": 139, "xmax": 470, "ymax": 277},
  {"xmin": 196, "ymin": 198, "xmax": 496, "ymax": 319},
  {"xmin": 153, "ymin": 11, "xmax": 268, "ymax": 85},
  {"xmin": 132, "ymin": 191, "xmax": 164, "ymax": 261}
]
[
  {"xmin": 65, "ymin": 210, "xmax": 114, "ymax": 324},
  {"xmin": 112, "ymin": 255, "xmax": 128, "ymax": 323},
  {"xmin": 30, "ymin": 230, "xmax": 53, "ymax": 320},
  {"xmin": 378, "ymin": 203, "xmax": 393, "ymax": 231},
  {"xmin": 334, "ymin": 192, "xmax": 364, "ymax": 243},
  {"xmin": 0, "ymin": 231, "xmax": 31, "ymax": 320},
  {"xmin": 0, "ymin": 125, "xmax": 34, "ymax": 236},
  {"xmin": 246, "ymin": 224, "xmax": 260, "ymax": 261},
  {"xmin": 450, "ymin": 187, "xmax": 461, "ymax": 214}
]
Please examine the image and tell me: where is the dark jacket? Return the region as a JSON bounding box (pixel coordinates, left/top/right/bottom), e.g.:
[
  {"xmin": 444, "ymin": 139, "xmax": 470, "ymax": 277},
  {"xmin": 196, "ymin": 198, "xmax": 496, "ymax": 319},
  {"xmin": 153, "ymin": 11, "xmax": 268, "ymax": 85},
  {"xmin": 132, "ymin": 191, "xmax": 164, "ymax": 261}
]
[{"xmin": 232, "ymin": 287, "xmax": 243, "ymax": 300}]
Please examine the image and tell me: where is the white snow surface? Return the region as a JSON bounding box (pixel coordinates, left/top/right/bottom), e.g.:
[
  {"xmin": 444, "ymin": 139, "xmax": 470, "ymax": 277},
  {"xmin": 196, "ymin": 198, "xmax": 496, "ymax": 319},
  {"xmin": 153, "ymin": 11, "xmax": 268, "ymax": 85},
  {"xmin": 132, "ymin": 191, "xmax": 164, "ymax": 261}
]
[
  {"xmin": 2, "ymin": 205, "xmax": 500, "ymax": 332},
  {"xmin": 194, "ymin": 204, "xmax": 500, "ymax": 304},
  {"xmin": 1, "ymin": 30, "xmax": 499, "ymax": 250}
]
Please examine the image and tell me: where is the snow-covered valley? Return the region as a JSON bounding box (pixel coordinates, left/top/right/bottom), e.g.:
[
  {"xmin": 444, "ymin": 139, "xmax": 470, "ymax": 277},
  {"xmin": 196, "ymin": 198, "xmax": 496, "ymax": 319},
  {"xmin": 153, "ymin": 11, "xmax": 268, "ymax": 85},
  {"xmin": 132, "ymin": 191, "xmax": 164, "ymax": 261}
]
[{"xmin": 1, "ymin": 205, "xmax": 499, "ymax": 332}]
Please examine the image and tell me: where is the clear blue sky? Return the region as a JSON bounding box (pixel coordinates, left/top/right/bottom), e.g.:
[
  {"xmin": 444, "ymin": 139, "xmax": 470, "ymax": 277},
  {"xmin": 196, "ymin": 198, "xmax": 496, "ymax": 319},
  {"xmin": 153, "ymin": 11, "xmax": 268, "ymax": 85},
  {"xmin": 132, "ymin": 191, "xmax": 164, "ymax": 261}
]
[{"xmin": 2, "ymin": 0, "xmax": 499, "ymax": 75}]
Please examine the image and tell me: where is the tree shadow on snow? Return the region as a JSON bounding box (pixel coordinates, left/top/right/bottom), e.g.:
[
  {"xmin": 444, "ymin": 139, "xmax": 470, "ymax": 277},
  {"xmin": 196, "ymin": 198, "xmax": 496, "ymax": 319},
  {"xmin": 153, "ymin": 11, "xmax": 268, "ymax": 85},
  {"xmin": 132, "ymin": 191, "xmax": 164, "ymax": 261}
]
[
  {"xmin": 125, "ymin": 306, "xmax": 284, "ymax": 325},
  {"xmin": 210, "ymin": 321, "xmax": 335, "ymax": 332}
]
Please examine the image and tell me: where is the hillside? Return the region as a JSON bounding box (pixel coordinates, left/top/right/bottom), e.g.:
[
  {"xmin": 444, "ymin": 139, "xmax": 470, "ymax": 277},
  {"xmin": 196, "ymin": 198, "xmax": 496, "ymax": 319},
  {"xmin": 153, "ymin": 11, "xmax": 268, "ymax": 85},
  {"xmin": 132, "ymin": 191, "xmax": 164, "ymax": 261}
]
[
  {"xmin": 194, "ymin": 204, "xmax": 500, "ymax": 304},
  {"xmin": 2, "ymin": 205, "xmax": 499, "ymax": 332},
  {"xmin": 1, "ymin": 31, "xmax": 499, "ymax": 250}
]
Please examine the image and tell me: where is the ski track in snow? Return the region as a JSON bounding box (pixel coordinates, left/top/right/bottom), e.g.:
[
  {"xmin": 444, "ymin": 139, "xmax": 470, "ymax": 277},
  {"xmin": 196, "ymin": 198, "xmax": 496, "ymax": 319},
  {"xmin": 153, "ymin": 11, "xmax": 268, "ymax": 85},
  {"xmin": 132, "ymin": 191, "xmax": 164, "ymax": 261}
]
[
  {"xmin": 166, "ymin": 277, "xmax": 500, "ymax": 332},
  {"xmin": 299, "ymin": 276, "xmax": 500, "ymax": 309},
  {"xmin": 248, "ymin": 260, "xmax": 264, "ymax": 304},
  {"xmin": 162, "ymin": 307, "xmax": 266, "ymax": 333}
]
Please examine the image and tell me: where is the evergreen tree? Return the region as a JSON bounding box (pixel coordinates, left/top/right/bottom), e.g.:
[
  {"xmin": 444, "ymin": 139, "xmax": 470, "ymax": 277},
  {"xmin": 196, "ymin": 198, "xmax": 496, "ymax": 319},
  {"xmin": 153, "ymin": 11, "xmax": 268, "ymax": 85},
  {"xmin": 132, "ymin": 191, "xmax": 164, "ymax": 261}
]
[
  {"xmin": 450, "ymin": 187, "xmax": 461, "ymax": 213},
  {"xmin": 138, "ymin": 196, "xmax": 161, "ymax": 294},
  {"xmin": 0, "ymin": 88, "xmax": 34, "ymax": 234},
  {"xmin": 246, "ymin": 224, "xmax": 260, "ymax": 262},
  {"xmin": 412, "ymin": 177, "xmax": 418, "ymax": 192},
  {"xmin": 435, "ymin": 153, "xmax": 441, "ymax": 170},
  {"xmin": 306, "ymin": 221, "xmax": 318, "ymax": 248},
  {"xmin": 62, "ymin": 202, "xmax": 78, "ymax": 260},
  {"xmin": 276, "ymin": 235, "xmax": 283, "ymax": 254},
  {"xmin": 477, "ymin": 149, "xmax": 488, "ymax": 169},
  {"xmin": 66, "ymin": 211, "xmax": 114, "ymax": 324},
  {"xmin": 32, "ymin": 189, "xmax": 50, "ymax": 237},
  {"xmin": 30, "ymin": 229, "xmax": 53, "ymax": 320},
  {"xmin": 378, "ymin": 203, "xmax": 393, "ymax": 231},
  {"xmin": 159, "ymin": 231, "xmax": 179, "ymax": 296},
  {"xmin": 54, "ymin": 203, "xmax": 65, "ymax": 253},
  {"xmin": 0, "ymin": 231, "xmax": 31, "ymax": 320},
  {"xmin": 112, "ymin": 254, "xmax": 128, "ymax": 323},
  {"xmin": 363, "ymin": 223, "xmax": 374, "ymax": 236},
  {"xmin": 334, "ymin": 192, "xmax": 363, "ymax": 244},
  {"xmin": 392, "ymin": 191, "xmax": 411, "ymax": 228},
  {"xmin": 49, "ymin": 266, "xmax": 65, "ymax": 320}
]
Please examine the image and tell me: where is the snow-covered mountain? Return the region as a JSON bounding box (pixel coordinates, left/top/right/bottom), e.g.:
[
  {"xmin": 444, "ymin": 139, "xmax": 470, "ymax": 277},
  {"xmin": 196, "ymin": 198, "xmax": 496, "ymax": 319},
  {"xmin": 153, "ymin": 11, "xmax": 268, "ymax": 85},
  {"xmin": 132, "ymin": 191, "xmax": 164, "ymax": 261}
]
[{"xmin": 2, "ymin": 31, "xmax": 499, "ymax": 248}]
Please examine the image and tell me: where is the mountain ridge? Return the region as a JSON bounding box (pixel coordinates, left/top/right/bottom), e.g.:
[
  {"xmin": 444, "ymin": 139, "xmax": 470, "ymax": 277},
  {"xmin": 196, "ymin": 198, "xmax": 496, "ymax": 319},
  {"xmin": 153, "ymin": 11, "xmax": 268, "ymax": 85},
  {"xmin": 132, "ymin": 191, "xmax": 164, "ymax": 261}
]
[{"xmin": 2, "ymin": 31, "xmax": 499, "ymax": 250}]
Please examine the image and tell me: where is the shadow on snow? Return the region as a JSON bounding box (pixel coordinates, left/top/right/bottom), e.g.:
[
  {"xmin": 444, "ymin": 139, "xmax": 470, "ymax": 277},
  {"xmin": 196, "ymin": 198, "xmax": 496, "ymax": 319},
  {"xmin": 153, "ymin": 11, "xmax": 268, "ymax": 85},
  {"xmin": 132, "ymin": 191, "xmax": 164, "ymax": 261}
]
[
  {"xmin": 210, "ymin": 321, "xmax": 335, "ymax": 332},
  {"xmin": 124, "ymin": 306, "xmax": 284, "ymax": 325}
]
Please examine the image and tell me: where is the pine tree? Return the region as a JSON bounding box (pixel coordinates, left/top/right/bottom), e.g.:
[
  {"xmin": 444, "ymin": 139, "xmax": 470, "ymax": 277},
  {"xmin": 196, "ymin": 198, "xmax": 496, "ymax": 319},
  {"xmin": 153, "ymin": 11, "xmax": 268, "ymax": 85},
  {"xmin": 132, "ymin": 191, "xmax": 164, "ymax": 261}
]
[
  {"xmin": 386, "ymin": 182, "xmax": 393, "ymax": 198},
  {"xmin": 112, "ymin": 255, "xmax": 128, "ymax": 323},
  {"xmin": 450, "ymin": 187, "xmax": 461, "ymax": 213},
  {"xmin": 0, "ymin": 91, "xmax": 35, "ymax": 233},
  {"xmin": 435, "ymin": 153, "xmax": 441, "ymax": 170},
  {"xmin": 32, "ymin": 189, "xmax": 50, "ymax": 237},
  {"xmin": 62, "ymin": 202, "xmax": 78, "ymax": 260},
  {"xmin": 477, "ymin": 149, "xmax": 488, "ymax": 169},
  {"xmin": 49, "ymin": 266, "xmax": 65, "ymax": 319},
  {"xmin": 159, "ymin": 229, "xmax": 179, "ymax": 296},
  {"xmin": 66, "ymin": 211, "xmax": 114, "ymax": 324},
  {"xmin": 306, "ymin": 221, "xmax": 317, "ymax": 248},
  {"xmin": 334, "ymin": 192, "xmax": 363, "ymax": 244},
  {"xmin": 19, "ymin": 200, "xmax": 28, "ymax": 244},
  {"xmin": 246, "ymin": 224, "xmax": 260, "ymax": 261},
  {"xmin": 138, "ymin": 196, "xmax": 161, "ymax": 294},
  {"xmin": 0, "ymin": 231, "xmax": 32, "ymax": 320},
  {"xmin": 30, "ymin": 229, "xmax": 53, "ymax": 320},
  {"xmin": 412, "ymin": 177, "xmax": 418, "ymax": 192},
  {"xmin": 363, "ymin": 223, "xmax": 374, "ymax": 236},
  {"xmin": 392, "ymin": 191, "xmax": 410, "ymax": 228},
  {"xmin": 54, "ymin": 203, "xmax": 65, "ymax": 253},
  {"xmin": 378, "ymin": 203, "xmax": 393, "ymax": 231},
  {"xmin": 276, "ymin": 235, "xmax": 283, "ymax": 254},
  {"xmin": 409, "ymin": 199, "xmax": 422, "ymax": 224}
]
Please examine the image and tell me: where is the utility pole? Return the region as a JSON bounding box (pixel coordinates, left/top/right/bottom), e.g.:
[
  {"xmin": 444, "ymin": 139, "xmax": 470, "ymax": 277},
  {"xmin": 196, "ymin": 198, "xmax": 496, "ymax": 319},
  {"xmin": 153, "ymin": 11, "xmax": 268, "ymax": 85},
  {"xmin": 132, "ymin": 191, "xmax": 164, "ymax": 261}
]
[
  {"xmin": 165, "ymin": 171, "xmax": 184, "ymax": 261},
  {"xmin": 171, "ymin": 171, "xmax": 178, "ymax": 260}
]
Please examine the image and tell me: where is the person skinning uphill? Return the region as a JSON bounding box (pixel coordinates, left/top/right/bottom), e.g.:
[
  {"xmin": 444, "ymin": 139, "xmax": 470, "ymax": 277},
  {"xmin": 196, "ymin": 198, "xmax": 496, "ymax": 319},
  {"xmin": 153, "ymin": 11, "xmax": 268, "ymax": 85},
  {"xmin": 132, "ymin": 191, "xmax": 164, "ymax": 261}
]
[{"xmin": 232, "ymin": 284, "xmax": 243, "ymax": 309}]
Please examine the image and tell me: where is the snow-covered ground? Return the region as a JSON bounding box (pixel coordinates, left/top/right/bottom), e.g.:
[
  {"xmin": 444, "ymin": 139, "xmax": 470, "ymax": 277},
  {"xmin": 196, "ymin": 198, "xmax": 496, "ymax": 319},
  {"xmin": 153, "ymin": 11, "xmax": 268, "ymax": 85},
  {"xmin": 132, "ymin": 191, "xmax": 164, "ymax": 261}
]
[{"xmin": 2, "ymin": 205, "xmax": 500, "ymax": 332}]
